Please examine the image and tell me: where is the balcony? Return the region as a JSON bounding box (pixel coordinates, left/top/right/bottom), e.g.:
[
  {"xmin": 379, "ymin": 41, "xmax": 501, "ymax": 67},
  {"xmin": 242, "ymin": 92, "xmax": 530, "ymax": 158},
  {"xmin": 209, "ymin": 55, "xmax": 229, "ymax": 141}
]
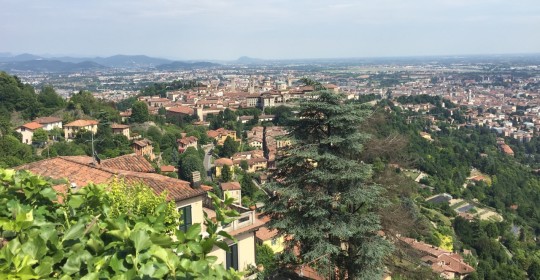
[{"xmin": 202, "ymin": 195, "xmax": 264, "ymax": 236}]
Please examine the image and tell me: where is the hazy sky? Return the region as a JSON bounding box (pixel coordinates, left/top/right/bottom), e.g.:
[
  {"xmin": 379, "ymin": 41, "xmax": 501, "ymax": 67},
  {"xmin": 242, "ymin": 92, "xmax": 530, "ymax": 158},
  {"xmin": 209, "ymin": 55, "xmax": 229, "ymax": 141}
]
[{"xmin": 1, "ymin": 0, "xmax": 539, "ymax": 60}]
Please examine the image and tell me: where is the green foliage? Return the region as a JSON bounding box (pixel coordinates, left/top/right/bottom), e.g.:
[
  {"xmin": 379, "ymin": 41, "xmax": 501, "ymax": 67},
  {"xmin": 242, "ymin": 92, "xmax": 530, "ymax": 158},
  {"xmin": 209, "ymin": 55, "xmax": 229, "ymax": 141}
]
[
  {"xmin": 240, "ymin": 172, "xmax": 258, "ymax": 199},
  {"xmin": 48, "ymin": 141, "xmax": 86, "ymax": 157},
  {"xmin": 0, "ymin": 135, "xmax": 33, "ymax": 167},
  {"xmin": 178, "ymin": 147, "xmax": 206, "ymax": 182},
  {"xmin": 0, "ymin": 169, "xmax": 242, "ymax": 279},
  {"xmin": 31, "ymin": 128, "xmax": 48, "ymax": 145},
  {"xmin": 219, "ymin": 136, "xmax": 239, "ymax": 158},
  {"xmin": 221, "ymin": 165, "xmax": 232, "ymax": 182},
  {"xmin": 130, "ymin": 101, "xmax": 150, "ymax": 123},
  {"xmin": 265, "ymin": 91, "xmax": 392, "ymax": 279},
  {"xmin": 108, "ymin": 178, "xmax": 179, "ymax": 231},
  {"xmin": 264, "ymin": 105, "xmax": 294, "ymax": 126},
  {"xmin": 256, "ymin": 244, "xmax": 277, "ymax": 279}
]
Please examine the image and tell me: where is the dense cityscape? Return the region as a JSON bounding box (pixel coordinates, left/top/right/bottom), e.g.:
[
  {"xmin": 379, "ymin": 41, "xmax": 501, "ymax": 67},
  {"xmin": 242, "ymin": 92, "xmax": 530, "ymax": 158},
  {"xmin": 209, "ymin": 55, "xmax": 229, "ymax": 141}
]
[
  {"xmin": 2, "ymin": 0, "xmax": 540, "ymax": 278},
  {"xmin": 0, "ymin": 53, "xmax": 540, "ymax": 279}
]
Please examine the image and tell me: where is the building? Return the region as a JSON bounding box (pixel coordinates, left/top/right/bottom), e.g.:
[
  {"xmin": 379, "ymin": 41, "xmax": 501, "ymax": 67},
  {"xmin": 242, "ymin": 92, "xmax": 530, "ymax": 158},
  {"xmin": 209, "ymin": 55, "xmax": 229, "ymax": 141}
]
[
  {"xmin": 166, "ymin": 106, "xmax": 195, "ymax": 118},
  {"xmin": 220, "ymin": 181, "xmax": 242, "ymax": 204},
  {"xmin": 400, "ymin": 237, "xmax": 474, "ymax": 279},
  {"xmin": 33, "ymin": 116, "xmax": 63, "ymax": 131},
  {"xmin": 16, "ymin": 154, "xmax": 265, "ymax": 274},
  {"xmin": 214, "ymin": 158, "xmax": 234, "ymax": 177},
  {"xmin": 63, "ymin": 119, "xmax": 99, "ymax": 140},
  {"xmin": 131, "ymin": 139, "xmax": 155, "ymax": 161},
  {"xmin": 255, "ymin": 218, "xmax": 285, "ymax": 253},
  {"xmin": 111, "ymin": 123, "xmax": 130, "ymax": 139},
  {"xmin": 177, "ymin": 136, "xmax": 198, "ymax": 153},
  {"xmin": 207, "ymin": 128, "xmax": 237, "ymax": 145},
  {"xmin": 15, "ymin": 122, "xmax": 43, "ymax": 144}
]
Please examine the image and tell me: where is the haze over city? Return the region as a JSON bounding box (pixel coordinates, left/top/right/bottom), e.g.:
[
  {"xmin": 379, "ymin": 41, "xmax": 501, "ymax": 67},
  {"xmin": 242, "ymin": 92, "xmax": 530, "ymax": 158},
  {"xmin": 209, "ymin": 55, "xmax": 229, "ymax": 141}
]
[{"xmin": 2, "ymin": 0, "xmax": 540, "ymax": 60}]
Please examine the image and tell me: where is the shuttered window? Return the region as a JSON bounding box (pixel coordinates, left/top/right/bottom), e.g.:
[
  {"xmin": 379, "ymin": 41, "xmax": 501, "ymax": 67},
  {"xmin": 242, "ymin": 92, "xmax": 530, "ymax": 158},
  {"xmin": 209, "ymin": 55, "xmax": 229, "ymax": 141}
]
[
  {"xmin": 226, "ymin": 243, "xmax": 238, "ymax": 270},
  {"xmin": 179, "ymin": 205, "xmax": 192, "ymax": 232}
]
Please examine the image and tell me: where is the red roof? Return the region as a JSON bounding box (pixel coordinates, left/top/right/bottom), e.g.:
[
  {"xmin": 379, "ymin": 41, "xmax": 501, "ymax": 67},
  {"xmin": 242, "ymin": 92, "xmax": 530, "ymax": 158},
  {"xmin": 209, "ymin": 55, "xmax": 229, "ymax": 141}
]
[
  {"xmin": 65, "ymin": 120, "xmax": 99, "ymax": 127},
  {"xmin": 16, "ymin": 156, "xmax": 205, "ymax": 202},
  {"xmin": 167, "ymin": 106, "xmax": 194, "ymax": 115},
  {"xmin": 214, "ymin": 158, "xmax": 234, "ymax": 166},
  {"xmin": 220, "ymin": 181, "xmax": 241, "ymax": 191},
  {"xmin": 160, "ymin": 165, "xmax": 176, "ymax": 173},
  {"xmin": 33, "ymin": 116, "xmax": 62, "ymax": 124},
  {"xmin": 100, "ymin": 154, "xmax": 155, "ymax": 173},
  {"xmin": 177, "ymin": 136, "xmax": 198, "ymax": 146},
  {"xmin": 19, "ymin": 122, "xmax": 43, "ymax": 130},
  {"xmin": 111, "ymin": 123, "xmax": 130, "ymax": 129}
]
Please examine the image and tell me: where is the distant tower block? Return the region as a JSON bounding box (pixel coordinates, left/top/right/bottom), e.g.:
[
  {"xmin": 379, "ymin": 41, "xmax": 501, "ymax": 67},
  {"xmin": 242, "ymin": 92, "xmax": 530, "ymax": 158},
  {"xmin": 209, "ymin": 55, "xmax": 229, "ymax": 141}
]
[
  {"xmin": 231, "ymin": 78, "xmax": 236, "ymax": 92},
  {"xmin": 248, "ymin": 78, "xmax": 255, "ymax": 94}
]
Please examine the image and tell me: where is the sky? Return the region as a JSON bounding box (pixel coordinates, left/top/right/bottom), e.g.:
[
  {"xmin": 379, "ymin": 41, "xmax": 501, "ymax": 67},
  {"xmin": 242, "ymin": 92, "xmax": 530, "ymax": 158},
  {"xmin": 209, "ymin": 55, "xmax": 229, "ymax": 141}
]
[{"xmin": 1, "ymin": 0, "xmax": 539, "ymax": 60}]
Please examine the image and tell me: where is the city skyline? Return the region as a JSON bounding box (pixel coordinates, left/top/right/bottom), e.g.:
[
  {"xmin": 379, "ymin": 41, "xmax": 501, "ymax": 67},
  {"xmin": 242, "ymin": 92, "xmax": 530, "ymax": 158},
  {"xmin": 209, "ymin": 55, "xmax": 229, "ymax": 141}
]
[{"xmin": 2, "ymin": 0, "xmax": 540, "ymax": 60}]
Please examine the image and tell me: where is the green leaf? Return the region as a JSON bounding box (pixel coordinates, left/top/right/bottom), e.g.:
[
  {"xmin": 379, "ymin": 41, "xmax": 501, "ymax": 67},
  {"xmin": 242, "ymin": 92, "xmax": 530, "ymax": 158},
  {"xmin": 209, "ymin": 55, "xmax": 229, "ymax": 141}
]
[
  {"xmin": 80, "ymin": 272, "xmax": 99, "ymax": 280},
  {"xmin": 130, "ymin": 230, "xmax": 152, "ymax": 253},
  {"xmin": 62, "ymin": 222, "xmax": 85, "ymax": 242},
  {"xmin": 139, "ymin": 262, "xmax": 156, "ymax": 276},
  {"xmin": 187, "ymin": 241, "xmax": 203, "ymax": 255},
  {"xmin": 34, "ymin": 258, "xmax": 53, "ymax": 277},
  {"xmin": 39, "ymin": 187, "xmax": 57, "ymax": 201},
  {"xmin": 67, "ymin": 195, "xmax": 85, "ymax": 209},
  {"xmin": 185, "ymin": 223, "xmax": 201, "ymax": 240},
  {"xmin": 217, "ymin": 230, "xmax": 236, "ymax": 242},
  {"xmin": 109, "ymin": 254, "xmax": 127, "ymax": 274},
  {"xmin": 214, "ymin": 241, "xmax": 230, "ymax": 252},
  {"xmin": 86, "ymin": 237, "xmax": 104, "ymax": 254}
]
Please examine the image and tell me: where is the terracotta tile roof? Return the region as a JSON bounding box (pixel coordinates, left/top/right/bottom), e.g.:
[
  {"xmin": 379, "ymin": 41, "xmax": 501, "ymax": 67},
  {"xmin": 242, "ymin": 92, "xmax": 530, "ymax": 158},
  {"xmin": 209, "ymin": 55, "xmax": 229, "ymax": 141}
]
[
  {"xmin": 255, "ymin": 226, "xmax": 278, "ymax": 241},
  {"xmin": 214, "ymin": 158, "xmax": 234, "ymax": 166},
  {"xmin": 33, "ymin": 116, "xmax": 62, "ymax": 124},
  {"xmin": 207, "ymin": 130, "xmax": 220, "ymax": 138},
  {"xmin": 64, "ymin": 120, "xmax": 99, "ymax": 127},
  {"xmin": 132, "ymin": 139, "xmax": 152, "ymax": 148},
  {"xmin": 19, "ymin": 122, "xmax": 43, "ymax": 130},
  {"xmin": 16, "ymin": 156, "xmax": 205, "ymax": 202},
  {"xmin": 100, "ymin": 153, "xmax": 155, "ymax": 173},
  {"xmin": 111, "ymin": 123, "xmax": 130, "ymax": 129},
  {"xmin": 160, "ymin": 165, "xmax": 176, "ymax": 173},
  {"xmin": 220, "ymin": 181, "xmax": 241, "ymax": 191},
  {"xmin": 167, "ymin": 106, "xmax": 194, "ymax": 115},
  {"xmin": 177, "ymin": 136, "xmax": 198, "ymax": 146},
  {"xmin": 400, "ymin": 237, "xmax": 474, "ymax": 276}
]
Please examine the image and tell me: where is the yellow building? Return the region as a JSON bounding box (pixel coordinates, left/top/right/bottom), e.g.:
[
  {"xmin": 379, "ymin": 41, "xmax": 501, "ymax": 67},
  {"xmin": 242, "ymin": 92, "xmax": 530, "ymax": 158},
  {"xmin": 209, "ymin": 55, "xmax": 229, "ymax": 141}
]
[
  {"xmin": 220, "ymin": 182, "xmax": 242, "ymax": 204},
  {"xmin": 214, "ymin": 158, "xmax": 234, "ymax": 177},
  {"xmin": 64, "ymin": 119, "xmax": 99, "ymax": 140},
  {"xmin": 111, "ymin": 123, "xmax": 131, "ymax": 139},
  {"xmin": 131, "ymin": 139, "xmax": 156, "ymax": 161},
  {"xmin": 207, "ymin": 128, "xmax": 238, "ymax": 145},
  {"xmin": 16, "ymin": 122, "xmax": 43, "ymax": 145},
  {"xmin": 255, "ymin": 226, "xmax": 284, "ymax": 253}
]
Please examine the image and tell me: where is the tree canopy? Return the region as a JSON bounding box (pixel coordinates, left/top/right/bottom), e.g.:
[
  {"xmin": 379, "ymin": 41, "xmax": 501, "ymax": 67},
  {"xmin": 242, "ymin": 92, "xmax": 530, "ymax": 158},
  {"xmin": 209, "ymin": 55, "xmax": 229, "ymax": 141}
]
[{"xmin": 265, "ymin": 91, "xmax": 392, "ymax": 279}]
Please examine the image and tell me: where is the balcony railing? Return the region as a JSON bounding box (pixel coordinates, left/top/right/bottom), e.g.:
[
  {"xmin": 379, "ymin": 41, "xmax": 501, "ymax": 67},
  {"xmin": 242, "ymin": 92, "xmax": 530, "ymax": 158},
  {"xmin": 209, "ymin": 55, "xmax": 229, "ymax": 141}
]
[{"xmin": 202, "ymin": 195, "xmax": 255, "ymax": 232}]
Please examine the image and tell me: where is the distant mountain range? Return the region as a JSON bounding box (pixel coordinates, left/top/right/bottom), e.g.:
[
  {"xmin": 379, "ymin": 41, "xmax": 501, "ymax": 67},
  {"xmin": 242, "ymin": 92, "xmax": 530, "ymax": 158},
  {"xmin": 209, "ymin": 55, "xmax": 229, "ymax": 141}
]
[{"xmin": 0, "ymin": 54, "xmax": 220, "ymax": 73}]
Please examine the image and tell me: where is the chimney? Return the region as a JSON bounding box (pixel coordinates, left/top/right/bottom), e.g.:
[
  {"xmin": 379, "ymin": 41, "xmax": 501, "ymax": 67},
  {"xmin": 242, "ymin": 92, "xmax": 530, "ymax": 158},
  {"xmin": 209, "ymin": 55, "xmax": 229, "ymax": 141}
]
[
  {"xmin": 190, "ymin": 171, "xmax": 201, "ymax": 188},
  {"xmin": 180, "ymin": 133, "xmax": 187, "ymax": 138}
]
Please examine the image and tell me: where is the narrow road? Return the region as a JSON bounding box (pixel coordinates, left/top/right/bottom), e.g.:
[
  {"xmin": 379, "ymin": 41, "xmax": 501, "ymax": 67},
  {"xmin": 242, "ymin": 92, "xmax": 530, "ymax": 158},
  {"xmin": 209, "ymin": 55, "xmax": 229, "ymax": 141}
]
[{"xmin": 202, "ymin": 144, "xmax": 214, "ymax": 178}]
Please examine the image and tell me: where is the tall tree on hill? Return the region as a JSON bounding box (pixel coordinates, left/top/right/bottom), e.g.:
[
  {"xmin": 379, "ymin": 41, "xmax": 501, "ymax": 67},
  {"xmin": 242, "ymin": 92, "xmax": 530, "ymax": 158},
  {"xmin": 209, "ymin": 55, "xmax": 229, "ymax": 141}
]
[
  {"xmin": 220, "ymin": 136, "xmax": 239, "ymax": 158},
  {"xmin": 130, "ymin": 101, "xmax": 150, "ymax": 123},
  {"xmin": 265, "ymin": 91, "xmax": 392, "ymax": 279}
]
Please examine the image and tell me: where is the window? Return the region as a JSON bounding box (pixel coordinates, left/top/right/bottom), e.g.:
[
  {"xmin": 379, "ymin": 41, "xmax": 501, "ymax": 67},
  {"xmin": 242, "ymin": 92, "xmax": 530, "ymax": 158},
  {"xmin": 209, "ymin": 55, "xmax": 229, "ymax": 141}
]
[
  {"xmin": 226, "ymin": 243, "xmax": 238, "ymax": 270},
  {"xmin": 179, "ymin": 205, "xmax": 192, "ymax": 232}
]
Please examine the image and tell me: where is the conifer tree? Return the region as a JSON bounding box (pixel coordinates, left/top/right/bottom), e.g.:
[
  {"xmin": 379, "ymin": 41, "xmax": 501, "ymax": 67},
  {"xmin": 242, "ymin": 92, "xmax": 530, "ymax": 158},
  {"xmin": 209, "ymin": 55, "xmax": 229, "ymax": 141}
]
[{"xmin": 265, "ymin": 91, "xmax": 392, "ymax": 279}]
